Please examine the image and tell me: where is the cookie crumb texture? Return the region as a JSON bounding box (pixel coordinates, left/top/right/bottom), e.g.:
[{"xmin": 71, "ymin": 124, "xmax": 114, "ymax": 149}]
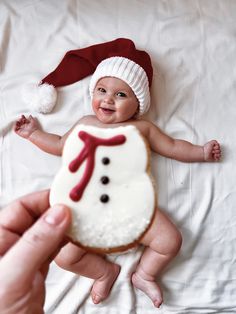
[{"xmin": 50, "ymin": 124, "xmax": 155, "ymax": 253}]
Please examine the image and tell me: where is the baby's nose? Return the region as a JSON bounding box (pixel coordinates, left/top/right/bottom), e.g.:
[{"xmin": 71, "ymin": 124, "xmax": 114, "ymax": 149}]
[{"xmin": 104, "ymin": 94, "xmax": 114, "ymax": 103}]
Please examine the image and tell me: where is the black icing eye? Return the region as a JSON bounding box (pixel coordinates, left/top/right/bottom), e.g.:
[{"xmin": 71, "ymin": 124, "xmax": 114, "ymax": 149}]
[
  {"xmin": 101, "ymin": 176, "xmax": 109, "ymax": 184},
  {"xmin": 100, "ymin": 194, "xmax": 109, "ymax": 203},
  {"xmin": 102, "ymin": 157, "xmax": 110, "ymax": 165}
]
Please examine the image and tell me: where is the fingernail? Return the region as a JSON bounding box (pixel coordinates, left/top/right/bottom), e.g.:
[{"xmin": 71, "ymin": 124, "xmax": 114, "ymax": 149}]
[{"xmin": 44, "ymin": 205, "xmax": 66, "ymax": 225}]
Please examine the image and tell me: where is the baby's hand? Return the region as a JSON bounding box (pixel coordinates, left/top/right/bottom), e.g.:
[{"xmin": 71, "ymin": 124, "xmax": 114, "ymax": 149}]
[
  {"xmin": 14, "ymin": 115, "xmax": 40, "ymax": 139},
  {"xmin": 203, "ymin": 140, "xmax": 221, "ymax": 162}
]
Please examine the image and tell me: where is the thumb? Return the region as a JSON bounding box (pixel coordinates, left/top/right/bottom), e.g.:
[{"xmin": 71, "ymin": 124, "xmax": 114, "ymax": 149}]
[{"xmin": 0, "ymin": 205, "xmax": 71, "ymax": 286}]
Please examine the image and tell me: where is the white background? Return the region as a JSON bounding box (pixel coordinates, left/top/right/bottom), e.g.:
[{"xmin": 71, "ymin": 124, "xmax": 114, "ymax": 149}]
[{"xmin": 0, "ymin": 1, "xmax": 235, "ymax": 313}]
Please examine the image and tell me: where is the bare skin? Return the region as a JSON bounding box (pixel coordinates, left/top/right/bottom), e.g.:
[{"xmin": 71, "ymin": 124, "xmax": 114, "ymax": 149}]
[
  {"xmin": 14, "ymin": 77, "xmax": 221, "ymax": 307},
  {"xmin": 55, "ymin": 243, "xmax": 120, "ymax": 304}
]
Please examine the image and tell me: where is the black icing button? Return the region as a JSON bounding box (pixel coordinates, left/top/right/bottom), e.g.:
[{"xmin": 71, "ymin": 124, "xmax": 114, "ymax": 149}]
[
  {"xmin": 101, "ymin": 176, "xmax": 110, "ymax": 184},
  {"xmin": 100, "ymin": 194, "xmax": 109, "ymax": 203},
  {"xmin": 102, "ymin": 157, "xmax": 110, "ymax": 165}
]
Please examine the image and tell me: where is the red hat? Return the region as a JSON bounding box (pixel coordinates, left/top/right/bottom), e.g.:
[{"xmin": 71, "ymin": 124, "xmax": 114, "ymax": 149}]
[{"xmin": 22, "ymin": 38, "xmax": 153, "ymax": 115}]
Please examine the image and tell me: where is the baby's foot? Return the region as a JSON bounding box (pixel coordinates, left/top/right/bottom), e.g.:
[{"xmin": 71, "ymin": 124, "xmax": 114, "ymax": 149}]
[
  {"xmin": 91, "ymin": 263, "xmax": 120, "ymax": 304},
  {"xmin": 131, "ymin": 272, "xmax": 163, "ymax": 308}
]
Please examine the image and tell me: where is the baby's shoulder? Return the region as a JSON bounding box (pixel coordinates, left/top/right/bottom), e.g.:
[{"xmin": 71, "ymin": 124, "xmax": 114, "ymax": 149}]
[
  {"xmin": 129, "ymin": 119, "xmax": 153, "ymax": 138},
  {"xmin": 77, "ymin": 115, "xmax": 97, "ymax": 125}
]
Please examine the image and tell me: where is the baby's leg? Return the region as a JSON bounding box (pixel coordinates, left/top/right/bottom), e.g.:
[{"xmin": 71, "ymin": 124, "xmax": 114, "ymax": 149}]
[
  {"xmin": 132, "ymin": 209, "xmax": 182, "ymax": 308},
  {"xmin": 55, "ymin": 243, "xmax": 120, "ymax": 304}
]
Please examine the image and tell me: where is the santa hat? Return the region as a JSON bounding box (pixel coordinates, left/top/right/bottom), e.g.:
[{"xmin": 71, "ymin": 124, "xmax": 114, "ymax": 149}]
[{"xmin": 22, "ymin": 38, "xmax": 153, "ymax": 115}]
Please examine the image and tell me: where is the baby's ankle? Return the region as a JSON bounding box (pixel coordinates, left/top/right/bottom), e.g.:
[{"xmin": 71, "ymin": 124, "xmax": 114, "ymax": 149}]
[
  {"xmin": 91, "ymin": 263, "xmax": 120, "ymax": 304},
  {"xmin": 134, "ymin": 267, "xmax": 155, "ymax": 282},
  {"xmin": 131, "ymin": 272, "xmax": 163, "ymax": 308}
]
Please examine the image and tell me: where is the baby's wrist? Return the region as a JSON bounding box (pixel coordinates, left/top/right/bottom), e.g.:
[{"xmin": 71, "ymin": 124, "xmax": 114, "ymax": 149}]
[
  {"xmin": 28, "ymin": 128, "xmax": 40, "ymax": 141},
  {"xmin": 202, "ymin": 145, "xmax": 207, "ymax": 161}
]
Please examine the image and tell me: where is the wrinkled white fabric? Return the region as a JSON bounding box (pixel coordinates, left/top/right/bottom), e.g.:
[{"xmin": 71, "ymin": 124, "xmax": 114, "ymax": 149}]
[{"xmin": 0, "ymin": 1, "xmax": 235, "ymax": 313}]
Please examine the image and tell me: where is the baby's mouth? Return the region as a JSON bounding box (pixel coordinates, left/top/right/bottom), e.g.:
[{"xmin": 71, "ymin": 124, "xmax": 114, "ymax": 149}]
[{"xmin": 99, "ymin": 107, "xmax": 115, "ymax": 114}]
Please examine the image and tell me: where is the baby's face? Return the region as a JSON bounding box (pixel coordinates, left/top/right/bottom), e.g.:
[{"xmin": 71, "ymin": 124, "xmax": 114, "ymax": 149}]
[{"xmin": 92, "ymin": 77, "xmax": 139, "ymax": 124}]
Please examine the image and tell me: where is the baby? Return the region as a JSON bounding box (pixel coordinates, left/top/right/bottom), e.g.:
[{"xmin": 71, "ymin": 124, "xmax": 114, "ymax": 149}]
[{"xmin": 14, "ymin": 39, "xmax": 221, "ymax": 307}]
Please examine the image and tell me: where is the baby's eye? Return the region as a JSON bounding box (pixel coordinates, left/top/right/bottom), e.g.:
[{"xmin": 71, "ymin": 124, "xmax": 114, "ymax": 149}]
[
  {"xmin": 97, "ymin": 87, "xmax": 106, "ymax": 93},
  {"xmin": 116, "ymin": 92, "xmax": 127, "ymax": 97}
]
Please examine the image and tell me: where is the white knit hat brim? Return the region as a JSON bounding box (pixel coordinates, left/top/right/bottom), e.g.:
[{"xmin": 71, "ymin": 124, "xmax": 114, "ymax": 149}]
[{"xmin": 89, "ymin": 57, "xmax": 150, "ymax": 115}]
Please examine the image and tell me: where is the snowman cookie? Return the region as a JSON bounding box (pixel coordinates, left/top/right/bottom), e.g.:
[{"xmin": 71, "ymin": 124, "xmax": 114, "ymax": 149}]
[{"xmin": 50, "ymin": 124, "xmax": 156, "ymax": 253}]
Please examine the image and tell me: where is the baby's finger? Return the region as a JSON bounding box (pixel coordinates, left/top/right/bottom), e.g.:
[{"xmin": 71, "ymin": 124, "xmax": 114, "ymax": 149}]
[
  {"xmin": 214, "ymin": 153, "xmax": 221, "ymax": 161},
  {"xmin": 20, "ymin": 115, "xmax": 30, "ymax": 124},
  {"xmin": 28, "ymin": 115, "xmax": 34, "ymax": 123},
  {"xmin": 14, "ymin": 122, "xmax": 21, "ymax": 131},
  {"xmin": 213, "ymin": 145, "xmax": 220, "ymax": 151}
]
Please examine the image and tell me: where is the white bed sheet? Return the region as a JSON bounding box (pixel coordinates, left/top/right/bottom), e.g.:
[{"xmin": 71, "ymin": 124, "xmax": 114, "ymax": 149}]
[{"xmin": 0, "ymin": 0, "xmax": 236, "ymax": 313}]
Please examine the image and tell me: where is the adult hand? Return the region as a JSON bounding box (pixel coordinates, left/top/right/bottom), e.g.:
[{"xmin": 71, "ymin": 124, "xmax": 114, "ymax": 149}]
[{"xmin": 0, "ymin": 190, "xmax": 71, "ymax": 313}]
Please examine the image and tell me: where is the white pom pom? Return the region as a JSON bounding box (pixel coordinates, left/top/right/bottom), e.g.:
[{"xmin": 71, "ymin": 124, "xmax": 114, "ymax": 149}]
[{"xmin": 21, "ymin": 83, "xmax": 57, "ymax": 113}]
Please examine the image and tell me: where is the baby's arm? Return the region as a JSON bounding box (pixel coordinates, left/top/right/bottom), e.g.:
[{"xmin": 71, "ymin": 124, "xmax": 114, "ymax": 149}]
[
  {"xmin": 145, "ymin": 121, "xmax": 221, "ymax": 162},
  {"xmin": 14, "ymin": 115, "xmax": 69, "ymax": 156}
]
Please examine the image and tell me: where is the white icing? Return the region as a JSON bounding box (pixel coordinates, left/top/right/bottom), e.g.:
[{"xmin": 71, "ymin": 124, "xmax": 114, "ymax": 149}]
[{"xmin": 50, "ymin": 124, "xmax": 155, "ymax": 251}]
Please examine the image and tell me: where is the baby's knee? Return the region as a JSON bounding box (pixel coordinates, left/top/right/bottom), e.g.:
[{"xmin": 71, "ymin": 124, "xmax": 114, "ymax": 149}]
[
  {"xmin": 169, "ymin": 228, "xmax": 182, "ymax": 256},
  {"xmin": 151, "ymin": 226, "xmax": 182, "ymax": 257}
]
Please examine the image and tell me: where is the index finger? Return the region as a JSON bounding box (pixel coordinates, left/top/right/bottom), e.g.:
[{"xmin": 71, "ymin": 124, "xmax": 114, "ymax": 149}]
[
  {"xmin": 0, "ymin": 190, "xmax": 50, "ymax": 254},
  {"xmin": 0, "ymin": 190, "xmax": 50, "ymax": 235}
]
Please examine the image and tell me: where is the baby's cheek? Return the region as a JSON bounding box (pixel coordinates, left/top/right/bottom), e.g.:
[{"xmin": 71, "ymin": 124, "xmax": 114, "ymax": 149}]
[{"xmin": 92, "ymin": 99, "xmax": 100, "ymax": 112}]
